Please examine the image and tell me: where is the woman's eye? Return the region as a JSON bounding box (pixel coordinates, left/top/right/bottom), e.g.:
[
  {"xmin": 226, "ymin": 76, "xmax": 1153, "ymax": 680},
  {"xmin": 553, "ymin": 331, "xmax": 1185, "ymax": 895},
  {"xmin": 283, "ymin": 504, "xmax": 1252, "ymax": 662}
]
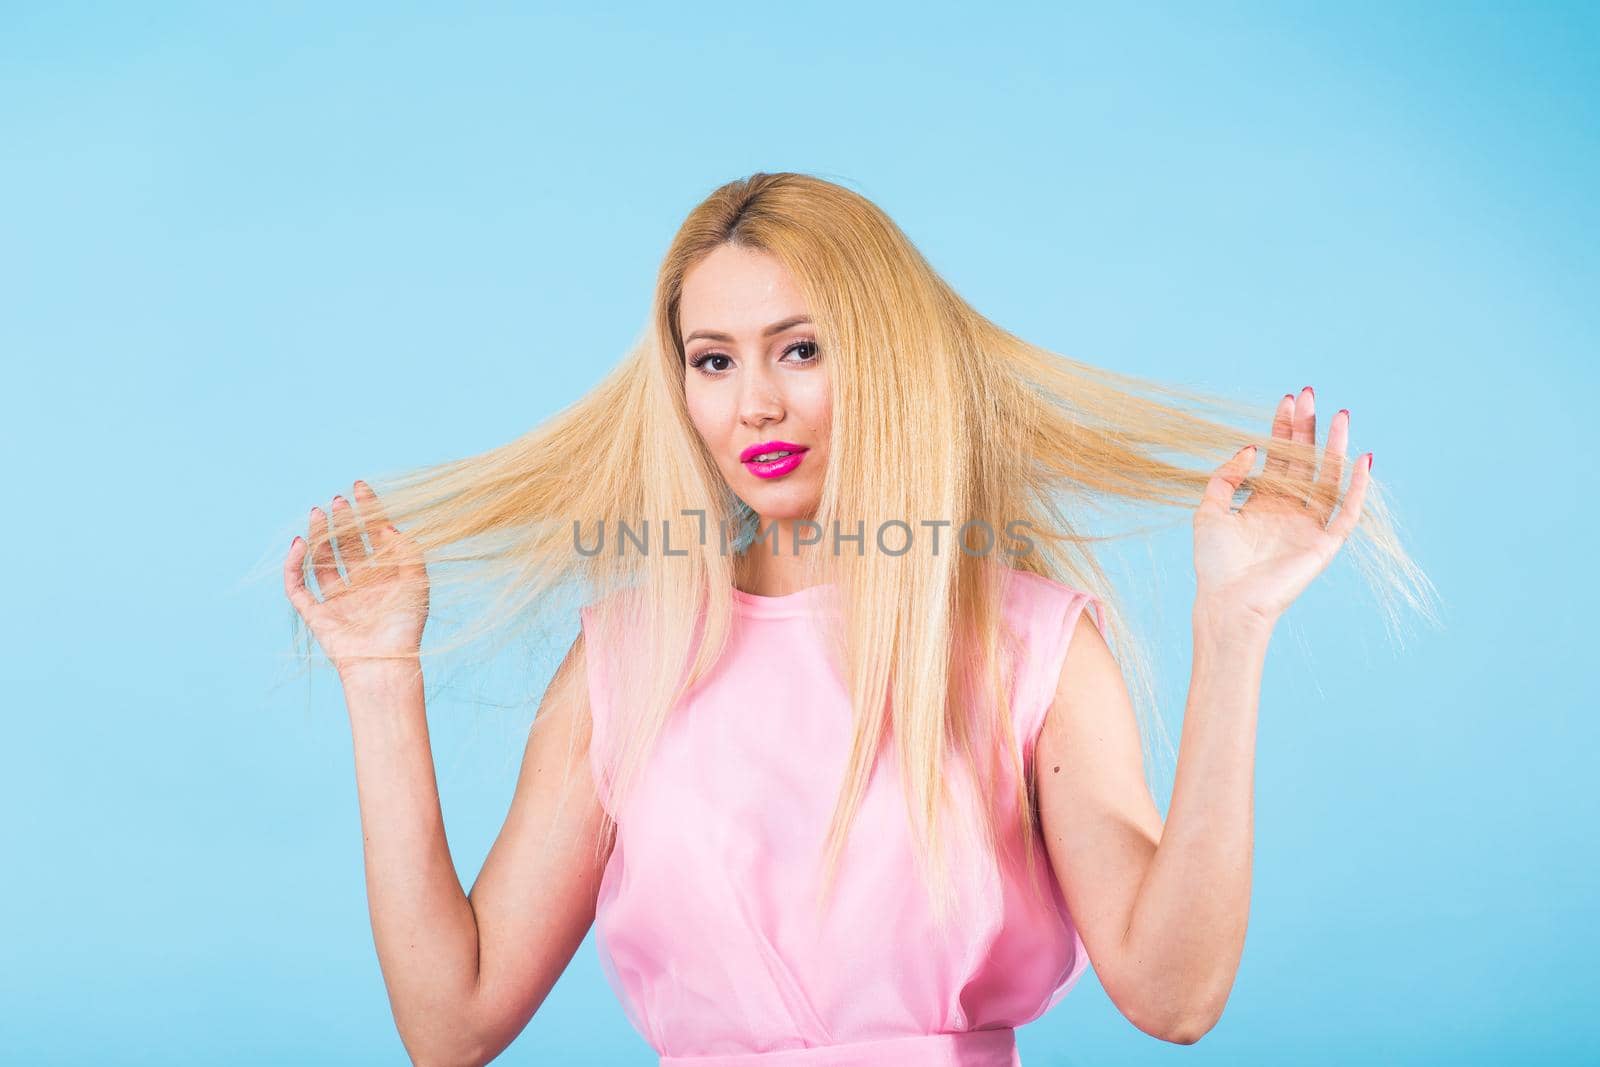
[
  {"xmin": 689, "ymin": 340, "xmax": 817, "ymax": 375},
  {"xmin": 689, "ymin": 354, "xmax": 732, "ymax": 373}
]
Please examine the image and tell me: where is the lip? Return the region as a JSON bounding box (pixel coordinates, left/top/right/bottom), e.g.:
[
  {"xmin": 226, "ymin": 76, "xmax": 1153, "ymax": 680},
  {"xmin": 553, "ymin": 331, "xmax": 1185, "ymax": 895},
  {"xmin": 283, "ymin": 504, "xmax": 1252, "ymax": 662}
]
[
  {"xmin": 740, "ymin": 440, "xmax": 809, "ymax": 479},
  {"xmin": 740, "ymin": 440, "xmax": 806, "ymax": 463}
]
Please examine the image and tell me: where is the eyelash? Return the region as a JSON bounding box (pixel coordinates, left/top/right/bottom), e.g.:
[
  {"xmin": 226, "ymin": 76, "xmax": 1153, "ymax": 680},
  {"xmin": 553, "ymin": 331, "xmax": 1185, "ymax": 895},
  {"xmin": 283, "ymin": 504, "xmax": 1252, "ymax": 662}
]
[{"xmin": 688, "ymin": 339, "xmax": 819, "ymax": 375}]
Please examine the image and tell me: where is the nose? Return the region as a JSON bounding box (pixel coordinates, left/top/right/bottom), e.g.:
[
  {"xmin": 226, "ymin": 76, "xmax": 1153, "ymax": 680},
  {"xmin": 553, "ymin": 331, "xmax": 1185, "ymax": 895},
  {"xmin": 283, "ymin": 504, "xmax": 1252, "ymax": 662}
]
[{"xmin": 738, "ymin": 364, "xmax": 783, "ymax": 429}]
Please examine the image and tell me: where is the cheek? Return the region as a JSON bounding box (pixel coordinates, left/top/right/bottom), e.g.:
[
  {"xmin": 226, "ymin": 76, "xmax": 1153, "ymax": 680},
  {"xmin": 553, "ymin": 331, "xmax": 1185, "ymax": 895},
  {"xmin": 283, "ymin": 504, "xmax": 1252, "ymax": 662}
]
[
  {"xmin": 683, "ymin": 386, "xmax": 722, "ymax": 443},
  {"xmin": 795, "ymin": 379, "xmax": 832, "ymax": 434}
]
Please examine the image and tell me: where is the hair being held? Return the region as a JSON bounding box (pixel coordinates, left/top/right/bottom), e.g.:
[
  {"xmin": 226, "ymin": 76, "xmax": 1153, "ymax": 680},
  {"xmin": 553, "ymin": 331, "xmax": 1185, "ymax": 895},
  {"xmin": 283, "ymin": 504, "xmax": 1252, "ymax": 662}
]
[{"xmin": 259, "ymin": 171, "xmax": 1437, "ymax": 931}]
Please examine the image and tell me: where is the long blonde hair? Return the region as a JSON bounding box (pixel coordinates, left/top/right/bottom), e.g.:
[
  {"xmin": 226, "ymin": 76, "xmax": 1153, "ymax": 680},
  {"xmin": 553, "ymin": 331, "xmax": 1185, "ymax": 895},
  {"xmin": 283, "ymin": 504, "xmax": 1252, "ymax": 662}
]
[{"xmin": 273, "ymin": 171, "xmax": 1437, "ymax": 931}]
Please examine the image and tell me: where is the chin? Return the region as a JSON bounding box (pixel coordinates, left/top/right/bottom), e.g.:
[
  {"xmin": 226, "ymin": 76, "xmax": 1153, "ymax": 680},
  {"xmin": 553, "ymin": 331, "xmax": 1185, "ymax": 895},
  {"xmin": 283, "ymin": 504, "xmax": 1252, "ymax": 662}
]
[
  {"xmin": 748, "ymin": 502, "xmax": 816, "ymax": 522},
  {"xmin": 741, "ymin": 487, "xmax": 823, "ymax": 523}
]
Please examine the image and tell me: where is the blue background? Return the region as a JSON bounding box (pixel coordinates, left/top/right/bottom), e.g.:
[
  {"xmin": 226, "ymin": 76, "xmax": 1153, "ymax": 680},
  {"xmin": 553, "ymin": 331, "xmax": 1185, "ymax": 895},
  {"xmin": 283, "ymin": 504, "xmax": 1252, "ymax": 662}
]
[{"xmin": 4, "ymin": 3, "xmax": 1595, "ymax": 1064}]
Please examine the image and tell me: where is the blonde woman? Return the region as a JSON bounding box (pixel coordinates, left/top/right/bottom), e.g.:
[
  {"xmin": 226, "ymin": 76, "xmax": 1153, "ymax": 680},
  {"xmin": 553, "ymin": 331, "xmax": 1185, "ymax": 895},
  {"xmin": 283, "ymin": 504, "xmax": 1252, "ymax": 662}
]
[{"xmin": 282, "ymin": 172, "xmax": 1428, "ymax": 1066}]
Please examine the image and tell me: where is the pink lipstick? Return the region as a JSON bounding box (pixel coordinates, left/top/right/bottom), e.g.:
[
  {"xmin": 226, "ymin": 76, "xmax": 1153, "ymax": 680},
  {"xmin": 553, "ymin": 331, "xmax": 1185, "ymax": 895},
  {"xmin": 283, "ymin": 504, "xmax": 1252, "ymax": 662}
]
[{"xmin": 740, "ymin": 440, "xmax": 808, "ymax": 479}]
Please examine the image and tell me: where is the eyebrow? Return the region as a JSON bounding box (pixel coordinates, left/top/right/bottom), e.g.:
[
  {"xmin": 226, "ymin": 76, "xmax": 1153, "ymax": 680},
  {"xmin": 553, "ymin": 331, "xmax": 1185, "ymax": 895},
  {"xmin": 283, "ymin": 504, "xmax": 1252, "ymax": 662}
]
[{"xmin": 683, "ymin": 315, "xmax": 812, "ymax": 344}]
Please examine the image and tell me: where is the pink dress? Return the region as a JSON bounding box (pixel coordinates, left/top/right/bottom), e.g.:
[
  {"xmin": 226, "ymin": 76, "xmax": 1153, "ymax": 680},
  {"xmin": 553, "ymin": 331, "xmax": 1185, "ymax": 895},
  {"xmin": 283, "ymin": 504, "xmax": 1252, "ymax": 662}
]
[{"xmin": 579, "ymin": 568, "xmax": 1105, "ymax": 1066}]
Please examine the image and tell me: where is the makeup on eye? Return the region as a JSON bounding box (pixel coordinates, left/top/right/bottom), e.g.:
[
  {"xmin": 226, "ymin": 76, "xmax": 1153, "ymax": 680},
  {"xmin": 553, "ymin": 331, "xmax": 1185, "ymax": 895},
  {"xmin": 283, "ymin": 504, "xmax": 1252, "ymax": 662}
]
[{"xmin": 687, "ymin": 339, "xmax": 820, "ymax": 375}]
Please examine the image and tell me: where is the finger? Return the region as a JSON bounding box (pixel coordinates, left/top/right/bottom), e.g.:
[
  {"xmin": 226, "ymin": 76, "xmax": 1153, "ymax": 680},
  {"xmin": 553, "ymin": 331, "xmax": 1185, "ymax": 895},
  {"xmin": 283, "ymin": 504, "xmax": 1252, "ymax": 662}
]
[
  {"xmin": 1261, "ymin": 393, "xmax": 1296, "ymax": 494},
  {"xmin": 352, "ymin": 479, "xmax": 393, "ymax": 530},
  {"xmin": 309, "ymin": 506, "xmax": 345, "ymax": 596},
  {"xmin": 329, "ymin": 494, "xmax": 371, "ymax": 575},
  {"xmin": 283, "ymin": 535, "xmax": 321, "ymax": 618},
  {"xmin": 1201, "ymin": 444, "xmax": 1258, "ymax": 513},
  {"xmin": 1286, "ymin": 385, "xmax": 1317, "ymax": 494},
  {"xmin": 1328, "ymin": 451, "xmax": 1373, "ymax": 542},
  {"xmin": 1309, "ymin": 408, "xmax": 1350, "ymax": 525},
  {"xmin": 351, "ymin": 479, "xmax": 399, "ymax": 558}
]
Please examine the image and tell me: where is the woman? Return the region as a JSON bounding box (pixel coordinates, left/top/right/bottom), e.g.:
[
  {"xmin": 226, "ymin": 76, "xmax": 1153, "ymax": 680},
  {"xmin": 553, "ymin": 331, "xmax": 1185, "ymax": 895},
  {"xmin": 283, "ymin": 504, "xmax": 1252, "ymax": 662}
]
[{"xmin": 282, "ymin": 172, "xmax": 1426, "ymax": 1066}]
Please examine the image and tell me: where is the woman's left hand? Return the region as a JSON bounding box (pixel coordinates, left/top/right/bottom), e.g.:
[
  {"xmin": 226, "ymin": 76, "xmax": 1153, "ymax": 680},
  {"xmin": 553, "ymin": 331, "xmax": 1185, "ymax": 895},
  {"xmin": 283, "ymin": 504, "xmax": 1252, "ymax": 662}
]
[{"xmin": 1193, "ymin": 385, "xmax": 1373, "ymax": 629}]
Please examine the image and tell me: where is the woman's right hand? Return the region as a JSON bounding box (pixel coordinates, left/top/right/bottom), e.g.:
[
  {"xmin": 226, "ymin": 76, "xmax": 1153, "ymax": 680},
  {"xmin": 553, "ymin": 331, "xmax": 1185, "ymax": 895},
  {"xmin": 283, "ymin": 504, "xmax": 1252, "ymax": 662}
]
[{"xmin": 283, "ymin": 479, "xmax": 430, "ymax": 678}]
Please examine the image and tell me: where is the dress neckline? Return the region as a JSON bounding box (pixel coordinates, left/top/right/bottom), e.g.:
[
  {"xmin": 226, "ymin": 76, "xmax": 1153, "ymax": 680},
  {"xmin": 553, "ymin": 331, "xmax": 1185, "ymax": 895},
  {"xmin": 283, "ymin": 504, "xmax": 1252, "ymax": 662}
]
[{"xmin": 730, "ymin": 582, "xmax": 837, "ymax": 618}]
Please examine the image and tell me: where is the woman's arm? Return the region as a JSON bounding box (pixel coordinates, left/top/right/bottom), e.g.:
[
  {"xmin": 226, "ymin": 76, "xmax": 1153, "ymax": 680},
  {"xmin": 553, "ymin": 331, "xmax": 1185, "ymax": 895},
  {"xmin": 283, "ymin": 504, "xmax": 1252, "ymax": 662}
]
[
  {"xmin": 1037, "ymin": 387, "xmax": 1369, "ymax": 1044},
  {"xmin": 286, "ymin": 484, "xmax": 610, "ymax": 1066},
  {"xmin": 340, "ymin": 658, "xmax": 483, "ymax": 1064},
  {"xmin": 339, "ymin": 634, "xmax": 611, "ymax": 1067},
  {"xmin": 1035, "ymin": 605, "xmax": 1270, "ymax": 1045}
]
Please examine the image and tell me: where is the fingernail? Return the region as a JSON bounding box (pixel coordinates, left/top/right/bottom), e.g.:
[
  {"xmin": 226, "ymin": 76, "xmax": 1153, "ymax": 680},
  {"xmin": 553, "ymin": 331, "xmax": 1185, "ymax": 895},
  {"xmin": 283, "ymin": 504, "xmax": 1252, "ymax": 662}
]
[
  {"xmin": 1367, "ymin": 452, "xmax": 1374, "ymax": 471},
  {"xmin": 1303, "ymin": 385, "xmax": 1314, "ymax": 397},
  {"xmin": 1338, "ymin": 408, "xmax": 1349, "ymax": 418},
  {"xmin": 333, "ymin": 495, "xmax": 345, "ymax": 507}
]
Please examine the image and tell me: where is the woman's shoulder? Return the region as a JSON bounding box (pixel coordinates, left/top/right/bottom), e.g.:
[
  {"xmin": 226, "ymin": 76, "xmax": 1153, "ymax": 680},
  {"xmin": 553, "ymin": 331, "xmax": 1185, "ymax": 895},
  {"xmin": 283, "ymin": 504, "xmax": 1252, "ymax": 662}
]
[
  {"xmin": 992, "ymin": 565, "xmax": 1106, "ymax": 657},
  {"xmin": 991, "ymin": 567, "xmax": 1108, "ymax": 765},
  {"xmin": 995, "ymin": 564, "xmax": 1095, "ymax": 611},
  {"xmin": 578, "ymin": 584, "xmax": 648, "ymax": 626},
  {"xmin": 577, "ymin": 586, "xmax": 646, "ymax": 680}
]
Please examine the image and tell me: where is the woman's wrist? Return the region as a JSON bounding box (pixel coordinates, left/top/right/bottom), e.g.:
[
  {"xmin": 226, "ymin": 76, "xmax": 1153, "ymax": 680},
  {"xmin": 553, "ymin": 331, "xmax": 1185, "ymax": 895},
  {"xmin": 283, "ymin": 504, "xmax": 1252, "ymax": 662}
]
[
  {"xmin": 337, "ymin": 655, "xmax": 424, "ymax": 694},
  {"xmin": 1192, "ymin": 593, "xmax": 1276, "ymax": 648}
]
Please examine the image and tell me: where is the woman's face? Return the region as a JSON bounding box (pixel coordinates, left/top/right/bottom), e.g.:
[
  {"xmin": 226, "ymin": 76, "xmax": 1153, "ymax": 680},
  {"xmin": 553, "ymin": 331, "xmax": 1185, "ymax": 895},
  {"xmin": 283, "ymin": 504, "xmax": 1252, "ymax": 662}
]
[{"xmin": 679, "ymin": 243, "xmax": 830, "ymax": 522}]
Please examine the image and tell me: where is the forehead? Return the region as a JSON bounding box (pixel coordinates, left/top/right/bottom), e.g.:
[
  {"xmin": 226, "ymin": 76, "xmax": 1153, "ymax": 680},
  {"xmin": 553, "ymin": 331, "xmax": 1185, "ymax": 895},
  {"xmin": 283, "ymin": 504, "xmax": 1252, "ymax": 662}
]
[{"xmin": 678, "ymin": 244, "xmax": 808, "ymax": 334}]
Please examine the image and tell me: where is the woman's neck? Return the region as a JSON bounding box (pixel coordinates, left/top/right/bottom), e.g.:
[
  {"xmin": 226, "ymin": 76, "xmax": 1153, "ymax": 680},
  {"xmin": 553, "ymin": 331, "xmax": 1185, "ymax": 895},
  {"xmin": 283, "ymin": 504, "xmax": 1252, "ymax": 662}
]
[{"xmin": 735, "ymin": 520, "xmax": 829, "ymax": 596}]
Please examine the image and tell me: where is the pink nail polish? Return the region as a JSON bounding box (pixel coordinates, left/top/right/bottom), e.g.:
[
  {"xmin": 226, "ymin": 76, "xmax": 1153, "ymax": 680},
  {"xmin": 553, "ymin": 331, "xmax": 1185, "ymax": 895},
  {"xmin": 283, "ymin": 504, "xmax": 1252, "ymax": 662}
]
[
  {"xmin": 1338, "ymin": 408, "xmax": 1349, "ymax": 418},
  {"xmin": 1367, "ymin": 452, "xmax": 1374, "ymax": 471}
]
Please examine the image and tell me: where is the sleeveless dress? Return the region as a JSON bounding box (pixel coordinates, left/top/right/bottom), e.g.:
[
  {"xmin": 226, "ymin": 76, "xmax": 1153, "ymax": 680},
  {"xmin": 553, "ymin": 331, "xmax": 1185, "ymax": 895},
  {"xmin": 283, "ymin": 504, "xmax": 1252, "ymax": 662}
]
[{"xmin": 579, "ymin": 568, "xmax": 1106, "ymax": 1066}]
